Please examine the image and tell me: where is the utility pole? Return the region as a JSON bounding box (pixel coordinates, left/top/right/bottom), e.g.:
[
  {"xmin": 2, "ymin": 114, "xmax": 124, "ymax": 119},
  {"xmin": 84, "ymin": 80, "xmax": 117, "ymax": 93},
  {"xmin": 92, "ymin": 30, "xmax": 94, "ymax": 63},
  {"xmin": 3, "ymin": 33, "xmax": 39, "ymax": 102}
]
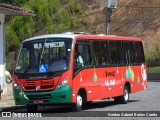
[
  {"xmin": 105, "ymin": 0, "xmax": 117, "ymax": 35},
  {"xmin": 105, "ymin": 8, "xmax": 112, "ymax": 35}
]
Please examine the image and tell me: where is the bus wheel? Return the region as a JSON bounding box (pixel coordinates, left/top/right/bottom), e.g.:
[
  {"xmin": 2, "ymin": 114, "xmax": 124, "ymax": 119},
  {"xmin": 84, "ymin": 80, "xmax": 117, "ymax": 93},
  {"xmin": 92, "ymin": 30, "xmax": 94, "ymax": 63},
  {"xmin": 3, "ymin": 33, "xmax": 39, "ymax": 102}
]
[
  {"xmin": 73, "ymin": 94, "xmax": 83, "ymax": 112},
  {"xmin": 114, "ymin": 86, "xmax": 129, "ymax": 104},
  {"xmin": 26, "ymin": 104, "xmax": 38, "ymax": 112}
]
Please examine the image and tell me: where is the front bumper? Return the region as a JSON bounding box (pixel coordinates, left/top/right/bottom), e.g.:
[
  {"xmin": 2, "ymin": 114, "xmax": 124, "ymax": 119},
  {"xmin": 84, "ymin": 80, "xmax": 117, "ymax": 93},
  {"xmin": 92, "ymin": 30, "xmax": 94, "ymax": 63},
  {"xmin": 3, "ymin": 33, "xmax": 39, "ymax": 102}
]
[{"xmin": 13, "ymin": 85, "xmax": 72, "ymax": 105}]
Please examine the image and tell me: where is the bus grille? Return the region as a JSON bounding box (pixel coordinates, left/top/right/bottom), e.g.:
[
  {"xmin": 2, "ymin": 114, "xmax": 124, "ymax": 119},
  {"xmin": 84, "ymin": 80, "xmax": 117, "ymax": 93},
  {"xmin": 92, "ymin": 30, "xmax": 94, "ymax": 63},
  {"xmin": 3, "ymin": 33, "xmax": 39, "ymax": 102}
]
[
  {"xmin": 26, "ymin": 94, "xmax": 52, "ymax": 100},
  {"xmin": 23, "ymin": 79, "xmax": 54, "ymax": 91},
  {"xmin": 24, "ymin": 85, "xmax": 54, "ymax": 90}
]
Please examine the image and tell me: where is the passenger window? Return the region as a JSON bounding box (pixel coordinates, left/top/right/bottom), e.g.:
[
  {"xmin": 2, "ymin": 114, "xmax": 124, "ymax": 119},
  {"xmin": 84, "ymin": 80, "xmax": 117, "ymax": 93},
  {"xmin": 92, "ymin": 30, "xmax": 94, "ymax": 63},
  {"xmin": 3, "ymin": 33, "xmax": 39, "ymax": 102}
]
[
  {"xmin": 101, "ymin": 42, "xmax": 110, "ymax": 65},
  {"xmin": 93, "ymin": 42, "xmax": 101, "ymax": 66},
  {"xmin": 122, "ymin": 42, "xmax": 129, "ymax": 65},
  {"xmin": 93, "ymin": 41, "xmax": 110, "ymax": 66},
  {"xmin": 122, "ymin": 41, "xmax": 135, "ymax": 65},
  {"xmin": 134, "ymin": 42, "xmax": 145, "ymax": 64},
  {"xmin": 109, "ymin": 41, "xmax": 117, "ymax": 64},
  {"xmin": 115, "ymin": 41, "xmax": 123, "ymax": 64},
  {"xmin": 128, "ymin": 42, "xmax": 135, "ymax": 64},
  {"xmin": 74, "ymin": 41, "xmax": 92, "ymax": 70}
]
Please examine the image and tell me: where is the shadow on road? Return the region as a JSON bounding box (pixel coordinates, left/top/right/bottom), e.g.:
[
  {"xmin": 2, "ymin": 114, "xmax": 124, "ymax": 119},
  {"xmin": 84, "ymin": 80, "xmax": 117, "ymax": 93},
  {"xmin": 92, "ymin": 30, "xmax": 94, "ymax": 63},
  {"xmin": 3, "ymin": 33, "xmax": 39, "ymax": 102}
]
[
  {"xmin": 7, "ymin": 99, "xmax": 140, "ymax": 115},
  {"xmin": 38, "ymin": 99, "xmax": 140, "ymax": 113},
  {"xmin": 83, "ymin": 100, "xmax": 139, "ymax": 110}
]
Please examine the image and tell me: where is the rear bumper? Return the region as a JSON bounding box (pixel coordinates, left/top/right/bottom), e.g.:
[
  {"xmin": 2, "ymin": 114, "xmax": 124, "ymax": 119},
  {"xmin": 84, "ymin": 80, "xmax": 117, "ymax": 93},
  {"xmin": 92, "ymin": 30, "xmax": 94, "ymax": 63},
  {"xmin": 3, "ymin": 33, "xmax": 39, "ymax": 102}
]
[{"xmin": 13, "ymin": 85, "xmax": 72, "ymax": 105}]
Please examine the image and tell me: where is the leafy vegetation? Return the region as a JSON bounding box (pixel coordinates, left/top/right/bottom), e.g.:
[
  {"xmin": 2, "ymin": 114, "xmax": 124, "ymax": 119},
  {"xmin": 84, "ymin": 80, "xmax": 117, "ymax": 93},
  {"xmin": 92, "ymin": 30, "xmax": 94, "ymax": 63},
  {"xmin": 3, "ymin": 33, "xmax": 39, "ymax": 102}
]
[
  {"xmin": 3, "ymin": 0, "xmax": 84, "ymax": 71},
  {"xmin": 0, "ymin": 0, "xmax": 27, "ymax": 6},
  {"xmin": 147, "ymin": 66, "xmax": 160, "ymax": 73},
  {"xmin": 5, "ymin": 0, "xmax": 81, "ymax": 52},
  {"xmin": 145, "ymin": 43, "xmax": 160, "ymax": 73},
  {"xmin": 145, "ymin": 43, "xmax": 160, "ymax": 67}
]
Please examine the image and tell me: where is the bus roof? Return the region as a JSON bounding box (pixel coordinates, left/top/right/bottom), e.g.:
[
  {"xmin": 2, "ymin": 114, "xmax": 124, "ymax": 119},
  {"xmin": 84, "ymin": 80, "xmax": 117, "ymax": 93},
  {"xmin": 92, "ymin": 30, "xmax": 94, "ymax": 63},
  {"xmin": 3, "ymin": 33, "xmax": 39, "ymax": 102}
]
[{"xmin": 23, "ymin": 33, "xmax": 142, "ymax": 42}]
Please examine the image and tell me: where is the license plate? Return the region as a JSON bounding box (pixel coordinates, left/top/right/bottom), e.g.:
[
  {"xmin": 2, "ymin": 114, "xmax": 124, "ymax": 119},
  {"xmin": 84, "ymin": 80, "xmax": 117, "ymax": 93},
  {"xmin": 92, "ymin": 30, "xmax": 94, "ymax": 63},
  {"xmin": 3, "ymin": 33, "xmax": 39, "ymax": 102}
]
[{"xmin": 33, "ymin": 100, "xmax": 44, "ymax": 104}]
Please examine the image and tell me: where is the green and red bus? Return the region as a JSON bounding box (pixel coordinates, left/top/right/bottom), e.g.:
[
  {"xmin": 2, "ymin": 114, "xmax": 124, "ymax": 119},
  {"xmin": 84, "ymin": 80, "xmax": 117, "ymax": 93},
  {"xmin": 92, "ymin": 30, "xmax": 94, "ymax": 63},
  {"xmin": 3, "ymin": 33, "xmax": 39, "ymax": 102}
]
[{"xmin": 12, "ymin": 32, "xmax": 147, "ymax": 112}]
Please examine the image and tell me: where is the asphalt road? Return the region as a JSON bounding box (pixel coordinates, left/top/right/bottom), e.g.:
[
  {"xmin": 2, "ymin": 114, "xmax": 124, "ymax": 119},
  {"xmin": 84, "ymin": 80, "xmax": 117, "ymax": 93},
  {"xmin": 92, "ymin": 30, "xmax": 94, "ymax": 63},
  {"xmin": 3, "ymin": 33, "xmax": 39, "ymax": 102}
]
[{"xmin": 1, "ymin": 82, "xmax": 160, "ymax": 120}]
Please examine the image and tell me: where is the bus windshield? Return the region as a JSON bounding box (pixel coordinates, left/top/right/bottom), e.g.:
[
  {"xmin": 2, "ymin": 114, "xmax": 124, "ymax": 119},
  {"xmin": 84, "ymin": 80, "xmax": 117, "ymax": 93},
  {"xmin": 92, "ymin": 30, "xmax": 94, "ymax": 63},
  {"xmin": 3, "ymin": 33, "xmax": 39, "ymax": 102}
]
[{"xmin": 15, "ymin": 38, "xmax": 72, "ymax": 74}]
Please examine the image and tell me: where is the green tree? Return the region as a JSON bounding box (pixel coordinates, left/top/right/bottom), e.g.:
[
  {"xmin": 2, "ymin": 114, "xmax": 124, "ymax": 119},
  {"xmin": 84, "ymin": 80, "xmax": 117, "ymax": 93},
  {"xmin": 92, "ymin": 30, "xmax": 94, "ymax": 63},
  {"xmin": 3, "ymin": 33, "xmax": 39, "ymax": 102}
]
[
  {"xmin": 0, "ymin": 0, "xmax": 28, "ymax": 6},
  {"xmin": 5, "ymin": 0, "xmax": 84, "ymax": 71},
  {"xmin": 5, "ymin": 0, "xmax": 81, "ymax": 52}
]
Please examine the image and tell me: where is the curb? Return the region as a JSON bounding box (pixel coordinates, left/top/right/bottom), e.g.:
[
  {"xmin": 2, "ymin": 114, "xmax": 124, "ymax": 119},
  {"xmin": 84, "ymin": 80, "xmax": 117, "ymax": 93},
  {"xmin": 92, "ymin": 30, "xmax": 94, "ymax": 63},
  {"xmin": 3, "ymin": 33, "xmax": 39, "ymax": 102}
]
[{"xmin": 0, "ymin": 105, "xmax": 26, "ymax": 112}]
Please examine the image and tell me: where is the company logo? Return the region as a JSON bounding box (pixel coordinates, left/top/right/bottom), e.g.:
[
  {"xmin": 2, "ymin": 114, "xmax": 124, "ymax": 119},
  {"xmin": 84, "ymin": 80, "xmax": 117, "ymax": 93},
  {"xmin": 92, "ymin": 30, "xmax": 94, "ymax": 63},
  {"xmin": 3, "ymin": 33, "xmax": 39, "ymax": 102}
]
[
  {"xmin": 35, "ymin": 86, "xmax": 41, "ymax": 91},
  {"xmin": 2, "ymin": 112, "xmax": 11, "ymax": 117},
  {"xmin": 105, "ymin": 71, "xmax": 115, "ymax": 77},
  {"xmin": 41, "ymin": 80, "xmax": 54, "ymax": 85}
]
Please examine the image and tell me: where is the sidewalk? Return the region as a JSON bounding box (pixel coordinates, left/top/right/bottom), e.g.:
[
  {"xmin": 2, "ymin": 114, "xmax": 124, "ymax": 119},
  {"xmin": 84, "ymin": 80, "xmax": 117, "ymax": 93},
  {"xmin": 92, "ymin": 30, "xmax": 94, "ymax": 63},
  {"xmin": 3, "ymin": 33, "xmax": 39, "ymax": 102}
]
[
  {"xmin": 0, "ymin": 84, "xmax": 14, "ymax": 106},
  {"xmin": 0, "ymin": 84, "xmax": 25, "ymax": 111}
]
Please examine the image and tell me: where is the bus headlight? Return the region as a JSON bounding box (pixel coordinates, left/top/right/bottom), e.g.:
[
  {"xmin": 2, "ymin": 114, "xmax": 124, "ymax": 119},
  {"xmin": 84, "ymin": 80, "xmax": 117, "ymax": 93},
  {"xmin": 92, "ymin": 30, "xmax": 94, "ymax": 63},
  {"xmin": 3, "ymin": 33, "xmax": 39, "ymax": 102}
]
[
  {"xmin": 56, "ymin": 76, "xmax": 68, "ymax": 89},
  {"xmin": 12, "ymin": 78, "xmax": 21, "ymax": 90},
  {"xmin": 14, "ymin": 84, "xmax": 21, "ymax": 90}
]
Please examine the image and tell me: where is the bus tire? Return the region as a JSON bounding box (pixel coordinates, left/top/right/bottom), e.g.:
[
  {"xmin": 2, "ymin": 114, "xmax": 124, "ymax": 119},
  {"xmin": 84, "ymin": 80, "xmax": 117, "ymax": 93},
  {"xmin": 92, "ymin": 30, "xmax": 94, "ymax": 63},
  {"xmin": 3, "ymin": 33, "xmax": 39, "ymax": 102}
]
[
  {"xmin": 26, "ymin": 104, "xmax": 38, "ymax": 112},
  {"xmin": 72, "ymin": 94, "xmax": 83, "ymax": 112},
  {"xmin": 114, "ymin": 86, "xmax": 129, "ymax": 104}
]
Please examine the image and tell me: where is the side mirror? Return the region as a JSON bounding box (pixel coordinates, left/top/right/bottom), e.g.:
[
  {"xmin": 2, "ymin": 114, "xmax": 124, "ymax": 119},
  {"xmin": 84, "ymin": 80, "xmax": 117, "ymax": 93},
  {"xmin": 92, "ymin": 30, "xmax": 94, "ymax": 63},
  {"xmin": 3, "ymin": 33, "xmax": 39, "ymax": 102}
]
[
  {"xmin": 74, "ymin": 59, "xmax": 82, "ymax": 68},
  {"xmin": 77, "ymin": 63, "xmax": 82, "ymax": 67}
]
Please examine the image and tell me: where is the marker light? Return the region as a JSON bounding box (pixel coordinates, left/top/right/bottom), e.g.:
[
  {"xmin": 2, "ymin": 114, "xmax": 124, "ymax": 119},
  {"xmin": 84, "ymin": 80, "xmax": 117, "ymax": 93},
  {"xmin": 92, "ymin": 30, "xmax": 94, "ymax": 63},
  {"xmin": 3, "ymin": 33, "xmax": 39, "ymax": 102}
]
[
  {"xmin": 12, "ymin": 78, "xmax": 21, "ymax": 90},
  {"xmin": 56, "ymin": 76, "xmax": 68, "ymax": 89}
]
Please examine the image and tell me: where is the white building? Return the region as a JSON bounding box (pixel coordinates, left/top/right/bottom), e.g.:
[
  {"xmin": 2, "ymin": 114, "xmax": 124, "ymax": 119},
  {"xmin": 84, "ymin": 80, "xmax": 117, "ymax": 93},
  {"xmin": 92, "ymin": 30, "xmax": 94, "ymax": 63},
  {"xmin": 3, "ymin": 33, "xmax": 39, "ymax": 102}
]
[{"xmin": 0, "ymin": 3, "xmax": 35, "ymax": 95}]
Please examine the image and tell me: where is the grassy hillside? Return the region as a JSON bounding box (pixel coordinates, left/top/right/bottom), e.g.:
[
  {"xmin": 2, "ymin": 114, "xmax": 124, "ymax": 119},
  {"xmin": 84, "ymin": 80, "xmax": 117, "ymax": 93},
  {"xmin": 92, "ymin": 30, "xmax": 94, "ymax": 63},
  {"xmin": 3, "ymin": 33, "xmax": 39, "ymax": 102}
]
[
  {"xmin": 79, "ymin": 0, "xmax": 160, "ymax": 72},
  {"xmin": 79, "ymin": 0, "xmax": 160, "ymax": 50}
]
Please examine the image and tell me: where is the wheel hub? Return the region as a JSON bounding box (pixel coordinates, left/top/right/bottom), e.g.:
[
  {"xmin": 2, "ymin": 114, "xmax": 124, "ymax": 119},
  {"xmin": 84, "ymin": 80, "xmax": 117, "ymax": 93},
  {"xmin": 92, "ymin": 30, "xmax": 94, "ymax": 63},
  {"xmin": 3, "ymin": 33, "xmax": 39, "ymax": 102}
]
[
  {"xmin": 124, "ymin": 89, "xmax": 129, "ymax": 101},
  {"xmin": 77, "ymin": 95, "xmax": 82, "ymax": 107}
]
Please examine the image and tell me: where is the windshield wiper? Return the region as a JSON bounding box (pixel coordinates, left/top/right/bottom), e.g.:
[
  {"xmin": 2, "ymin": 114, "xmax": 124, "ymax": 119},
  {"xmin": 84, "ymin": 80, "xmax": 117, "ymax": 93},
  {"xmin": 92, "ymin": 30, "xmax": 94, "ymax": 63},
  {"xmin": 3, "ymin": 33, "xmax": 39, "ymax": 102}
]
[
  {"xmin": 39, "ymin": 38, "xmax": 47, "ymax": 67},
  {"xmin": 48, "ymin": 67, "xmax": 67, "ymax": 73},
  {"xmin": 46, "ymin": 68, "xmax": 67, "ymax": 77}
]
